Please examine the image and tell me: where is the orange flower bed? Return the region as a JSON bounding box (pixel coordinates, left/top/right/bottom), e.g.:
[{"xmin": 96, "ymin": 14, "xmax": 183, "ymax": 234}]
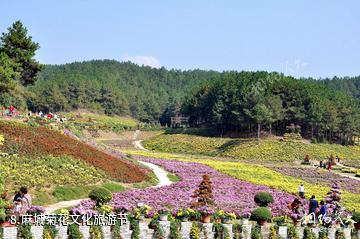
[{"xmin": 0, "ymin": 121, "xmax": 147, "ymax": 183}]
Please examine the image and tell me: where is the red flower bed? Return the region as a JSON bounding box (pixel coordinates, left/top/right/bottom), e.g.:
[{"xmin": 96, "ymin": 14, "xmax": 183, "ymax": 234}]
[{"xmin": 0, "ymin": 121, "xmax": 147, "ymax": 183}]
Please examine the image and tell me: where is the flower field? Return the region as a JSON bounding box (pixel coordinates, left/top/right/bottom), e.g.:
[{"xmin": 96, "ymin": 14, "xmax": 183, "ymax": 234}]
[
  {"xmin": 144, "ymin": 134, "xmax": 360, "ymax": 167},
  {"xmin": 0, "ymin": 154, "xmax": 106, "ymax": 190},
  {"xmin": 0, "ymin": 120, "xmax": 147, "ymax": 183},
  {"xmin": 74, "ymin": 156, "xmax": 297, "ymax": 216},
  {"xmin": 270, "ymin": 166, "xmax": 360, "ymax": 194},
  {"xmin": 124, "ymin": 150, "xmax": 360, "ymax": 211}
]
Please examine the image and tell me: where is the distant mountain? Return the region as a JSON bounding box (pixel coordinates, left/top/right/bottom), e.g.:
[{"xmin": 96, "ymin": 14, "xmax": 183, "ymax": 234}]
[
  {"xmin": 29, "ymin": 59, "xmax": 360, "ymax": 123},
  {"xmin": 29, "ymin": 60, "xmax": 218, "ymax": 122}
]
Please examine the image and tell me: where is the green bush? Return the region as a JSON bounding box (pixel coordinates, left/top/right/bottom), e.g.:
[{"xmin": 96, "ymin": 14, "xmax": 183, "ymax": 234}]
[
  {"xmin": 254, "ymin": 192, "xmax": 274, "ymax": 207},
  {"xmin": 352, "ymin": 211, "xmax": 360, "ymax": 223},
  {"xmin": 0, "ymin": 208, "xmax": 6, "ymax": 223},
  {"xmin": 250, "ymin": 207, "xmax": 272, "ymax": 223},
  {"xmin": 88, "ymin": 187, "xmax": 112, "ymax": 205}
]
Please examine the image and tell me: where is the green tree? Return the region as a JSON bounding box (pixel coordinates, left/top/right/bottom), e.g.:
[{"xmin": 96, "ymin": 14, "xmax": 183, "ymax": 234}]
[
  {"xmin": 0, "ymin": 52, "xmax": 18, "ymax": 93},
  {"xmin": 0, "ymin": 20, "xmax": 42, "ymax": 86}
]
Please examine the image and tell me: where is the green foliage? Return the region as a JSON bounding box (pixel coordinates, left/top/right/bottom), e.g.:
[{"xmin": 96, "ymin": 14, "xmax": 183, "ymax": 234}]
[
  {"xmin": 152, "ymin": 220, "xmax": 165, "ymax": 239},
  {"xmin": 169, "ymin": 220, "xmax": 181, "ymax": 239},
  {"xmin": 287, "ymin": 224, "xmax": 299, "ymax": 239},
  {"xmin": 190, "ymin": 222, "xmax": 200, "ymax": 239},
  {"xmin": 29, "ymin": 60, "xmax": 216, "ymax": 121},
  {"xmin": 90, "ymin": 225, "xmax": 104, "ymax": 239},
  {"xmin": 351, "ymin": 211, "xmax": 360, "ymax": 223},
  {"xmin": 182, "ymin": 71, "xmax": 360, "ymax": 145},
  {"xmin": 233, "ymin": 223, "xmax": 243, "ymax": 239},
  {"xmin": 130, "ymin": 217, "xmax": 140, "ymax": 239},
  {"xmin": 0, "ymin": 20, "xmax": 42, "ymax": 86},
  {"xmin": 68, "ymin": 224, "xmax": 84, "ymax": 239},
  {"xmin": 42, "ymin": 225, "xmax": 59, "ymax": 239},
  {"xmin": 269, "ymin": 225, "xmax": 280, "ymax": 239},
  {"xmin": 303, "ymin": 227, "xmax": 316, "ymax": 239},
  {"xmin": 318, "ymin": 228, "xmax": 329, "ymax": 239},
  {"xmin": 88, "ymin": 187, "xmax": 113, "ymax": 205},
  {"xmin": 112, "ymin": 219, "xmax": 122, "ymax": 239},
  {"xmin": 254, "ymin": 192, "xmax": 274, "ymax": 207},
  {"xmin": 250, "ymin": 207, "xmax": 272, "ymax": 223},
  {"xmin": 251, "ymin": 225, "xmax": 262, "ymax": 239},
  {"xmin": 213, "ymin": 222, "xmax": 230, "ymax": 239},
  {"xmin": 17, "ymin": 224, "xmax": 33, "ymax": 239}
]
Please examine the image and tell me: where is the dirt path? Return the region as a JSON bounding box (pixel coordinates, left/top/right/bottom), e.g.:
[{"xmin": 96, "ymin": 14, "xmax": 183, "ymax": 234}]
[
  {"xmin": 45, "ymin": 199, "xmax": 85, "ymax": 214},
  {"xmin": 44, "ymin": 130, "xmax": 172, "ymax": 213}
]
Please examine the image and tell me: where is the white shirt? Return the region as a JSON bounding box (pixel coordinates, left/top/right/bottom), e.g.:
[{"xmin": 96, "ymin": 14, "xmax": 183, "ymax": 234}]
[{"xmin": 299, "ymin": 185, "xmax": 305, "ymax": 192}]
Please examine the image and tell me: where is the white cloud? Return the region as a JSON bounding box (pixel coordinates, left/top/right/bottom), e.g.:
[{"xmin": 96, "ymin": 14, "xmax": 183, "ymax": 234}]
[{"xmin": 123, "ymin": 55, "xmax": 161, "ymax": 68}]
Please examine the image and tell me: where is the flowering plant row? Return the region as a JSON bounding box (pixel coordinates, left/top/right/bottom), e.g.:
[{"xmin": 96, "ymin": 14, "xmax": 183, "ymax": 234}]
[
  {"xmin": 73, "ymin": 156, "xmax": 297, "ymax": 217},
  {"xmin": 124, "ymin": 150, "xmax": 360, "ymax": 211}
]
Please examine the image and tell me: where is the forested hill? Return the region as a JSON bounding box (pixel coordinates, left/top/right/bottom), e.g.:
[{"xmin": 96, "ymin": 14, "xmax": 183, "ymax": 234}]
[
  {"xmin": 28, "ymin": 59, "xmax": 360, "ymax": 125},
  {"xmin": 320, "ymin": 76, "xmax": 360, "ymax": 98},
  {"xmin": 29, "ymin": 60, "xmax": 219, "ymax": 122}
]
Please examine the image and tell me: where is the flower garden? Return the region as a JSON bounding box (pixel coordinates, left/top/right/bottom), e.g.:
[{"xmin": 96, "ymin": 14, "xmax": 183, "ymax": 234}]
[
  {"xmin": 73, "ymin": 156, "xmax": 296, "ymax": 216},
  {"xmin": 0, "ymin": 120, "xmax": 147, "ymax": 183},
  {"xmin": 124, "ymin": 150, "xmax": 360, "ymax": 211},
  {"xmin": 144, "ymin": 134, "xmax": 360, "ymax": 167}
]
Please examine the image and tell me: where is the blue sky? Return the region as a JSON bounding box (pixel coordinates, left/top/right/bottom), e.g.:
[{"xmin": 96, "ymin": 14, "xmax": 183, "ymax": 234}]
[{"xmin": 1, "ymin": 0, "xmax": 359, "ymax": 78}]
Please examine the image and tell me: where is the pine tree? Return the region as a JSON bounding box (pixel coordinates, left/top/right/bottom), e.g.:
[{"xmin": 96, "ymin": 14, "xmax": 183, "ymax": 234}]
[{"xmin": 0, "ymin": 20, "xmax": 42, "ymax": 86}]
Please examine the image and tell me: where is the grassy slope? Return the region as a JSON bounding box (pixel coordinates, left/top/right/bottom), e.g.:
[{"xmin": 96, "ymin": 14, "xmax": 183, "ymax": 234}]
[
  {"xmin": 125, "ymin": 150, "xmax": 360, "ymax": 211},
  {"xmin": 0, "ymin": 120, "xmax": 147, "ymax": 183},
  {"xmin": 144, "ymin": 134, "xmax": 360, "ymax": 167}
]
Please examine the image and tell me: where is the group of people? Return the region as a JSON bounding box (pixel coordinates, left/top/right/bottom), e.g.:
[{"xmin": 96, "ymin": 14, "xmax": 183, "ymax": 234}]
[
  {"xmin": 0, "ymin": 105, "xmax": 20, "ymax": 117},
  {"xmin": 292, "ymin": 183, "xmax": 327, "ymax": 222},
  {"xmin": 12, "ymin": 187, "xmax": 32, "ymax": 221},
  {"xmin": 318, "ymin": 155, "xmax": 341, "ymax": 171}
]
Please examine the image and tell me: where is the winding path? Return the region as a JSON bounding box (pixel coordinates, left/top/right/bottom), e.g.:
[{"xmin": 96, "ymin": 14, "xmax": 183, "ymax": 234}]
[{"xmin": 44, "ymin": 130, "xmax": 172, "ymax": 213}]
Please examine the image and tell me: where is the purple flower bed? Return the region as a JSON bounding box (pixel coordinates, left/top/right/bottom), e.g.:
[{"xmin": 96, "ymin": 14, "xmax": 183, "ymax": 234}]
[
  {"xmin": 74, "ymin": 156, "xmax": 298, "ymax": 216},
  {"xmin": 270, "ymin": 166, "xmax": 360, "ymax": 194}
]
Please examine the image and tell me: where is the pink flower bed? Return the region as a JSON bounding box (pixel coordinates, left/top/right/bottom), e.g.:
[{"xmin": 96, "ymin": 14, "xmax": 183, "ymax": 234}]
[{"xmin": 74, "ymin": 156, "xmax": 298, "ymax": 216}]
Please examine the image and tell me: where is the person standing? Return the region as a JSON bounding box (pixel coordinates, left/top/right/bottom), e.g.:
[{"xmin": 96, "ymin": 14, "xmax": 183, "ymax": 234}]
[
  {"xmin": 309, "ymin": 195, "xmax": 319, "ymax": 214},
  {"xmin": 319, "ymin": 200, "xmax": 327, "ymax": 217},
  {"xmin": 298, "ymin": 183, "xmax": 305, "ymax": 198},
  {"xmin": 19, "ymin": 187, "xmax": 32, "ymax": 216}
]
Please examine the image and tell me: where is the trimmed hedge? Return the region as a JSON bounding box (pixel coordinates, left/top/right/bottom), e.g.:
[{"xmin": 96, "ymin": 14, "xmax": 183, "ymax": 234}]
[
  {"xmin": 89, "ymin": 187, "xmax": 112, "ymax": 205},
  {"xmin": 250, "ymin": 207, "xmax": 272, "ymax": 222},
  {"xmin": 254, "ymin": 192, "xmax": 274, "ymax": 207}
]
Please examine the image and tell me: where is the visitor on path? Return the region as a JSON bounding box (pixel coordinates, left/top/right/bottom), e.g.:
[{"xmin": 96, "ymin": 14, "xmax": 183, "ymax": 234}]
[
  {"xmin": 298, "ymin": 183, "xmax": 305, "ymax": 198},
  {"xmin": 319, "ymin": 200, "xmax": 327, "ymax": 218},
  {"xmin": 319, "ymin": 160, "xmax": 323, "ymax": 168},
  {"xmin": 309, "ymin": 195, "xmax": 319, "ymax": 214},
  {"xmin": 19, "ymin": 187, "xmax": 32, "ymax": 215},
  {"xmin": 327, "ymin": 162, "xmax": 332, "ymax": 171},
  {"xmin": 336, "ymin": 155, "xmax": 340, "ymax": 163}
]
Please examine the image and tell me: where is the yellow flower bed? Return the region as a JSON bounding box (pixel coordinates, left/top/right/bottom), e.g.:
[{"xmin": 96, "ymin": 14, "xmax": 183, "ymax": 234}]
[
  {"xmin": 144, "ymin": 134, "xmax": 360, "ymax": 163},
  {"xmin": 0, "ymin": 154, "xmax": 107, "ymax": 192},
  {"xmin": 125, "ymin": 150, "xmax": 360, "ymax": 211}
]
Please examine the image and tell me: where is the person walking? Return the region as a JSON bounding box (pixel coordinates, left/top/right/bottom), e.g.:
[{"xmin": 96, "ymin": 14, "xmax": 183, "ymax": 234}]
[{"xmin": 298, "ymin": 183, "xmax": 305, "ymax": 198}]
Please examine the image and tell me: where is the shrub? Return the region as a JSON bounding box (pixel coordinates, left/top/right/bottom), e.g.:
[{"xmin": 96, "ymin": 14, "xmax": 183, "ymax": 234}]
[
  {"xmin": 352, "ymin": 211, "xmax": 360, "ymax": 223},
  {"xmin": 250, "ymin": 207, "xmax": 272, "ymax": 223},
  {"xmin": 254, "ymin": 192, "xmax": 274, "ymax": 207},
  {"xmin": 0, "ymin": 208, "xmax": 6, "ymax": 223},
  {"xmin": 88, "ymin": 187, "xmax": 112, "ymax": 205}
]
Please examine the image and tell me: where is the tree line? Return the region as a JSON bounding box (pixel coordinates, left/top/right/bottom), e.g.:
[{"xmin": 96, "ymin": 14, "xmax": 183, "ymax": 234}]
[{"xmin": 181, "ymin": 72, "xmax": 360, "ymax": 145}]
